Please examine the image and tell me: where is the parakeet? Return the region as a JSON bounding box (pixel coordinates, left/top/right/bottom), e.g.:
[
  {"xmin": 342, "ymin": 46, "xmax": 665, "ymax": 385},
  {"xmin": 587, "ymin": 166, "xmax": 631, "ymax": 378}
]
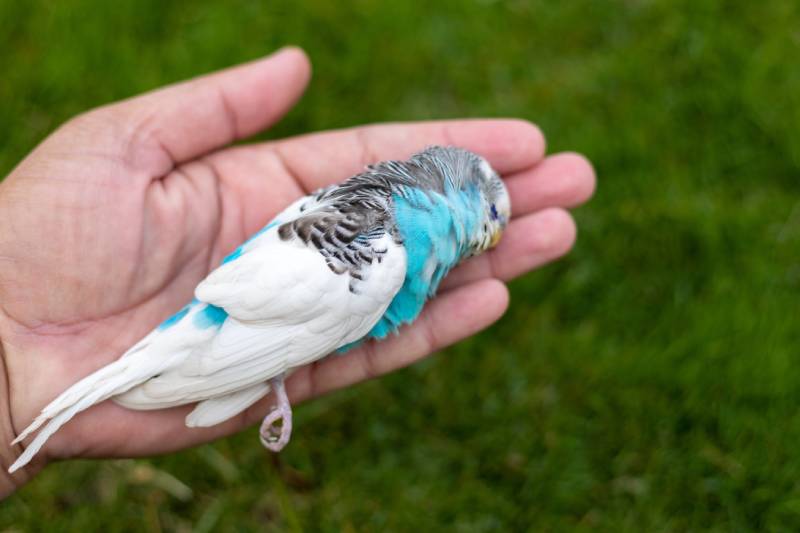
[{"xmin": 8, "ymin": 145, "xmax": 510, "ymax": 473}]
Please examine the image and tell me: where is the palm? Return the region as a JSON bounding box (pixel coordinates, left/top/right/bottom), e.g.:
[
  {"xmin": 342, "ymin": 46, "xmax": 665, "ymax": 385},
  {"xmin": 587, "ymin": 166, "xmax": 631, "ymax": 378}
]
[{"xmin": 0, "ymin": 48, "xmax": 594, "ymax": 473}]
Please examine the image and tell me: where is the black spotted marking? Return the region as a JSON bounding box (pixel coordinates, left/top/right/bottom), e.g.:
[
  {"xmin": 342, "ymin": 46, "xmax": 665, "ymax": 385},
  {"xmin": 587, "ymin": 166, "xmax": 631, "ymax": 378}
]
[
  {"xmin": 277, "ymin": 206, "xmax": 392, "ymax": 293},
  {"xmin": 278, "ymin": 224, "xmax": 293, "ymax": 240},
  {"xmin": 275, "ymin": 146, "xmax": 499, "ymax": 293}
]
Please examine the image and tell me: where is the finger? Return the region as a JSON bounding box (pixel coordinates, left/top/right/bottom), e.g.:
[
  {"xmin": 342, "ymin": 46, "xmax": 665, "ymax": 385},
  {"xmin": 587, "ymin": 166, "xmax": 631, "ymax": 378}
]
[
  {"xmin": 279, "ymin": 278, "xmax": 510, "ymax": 407},
  {"xmin": 504, "ymin": 152, "xmax": 596, "ymax": 218},
  {"xmin": 441, "ymin": 208, "xmax": 576, "ymax": 290},
  {"xmin": 86, "ymin": 47, "xmax": 312, "ymax": 175},
  {"xmin": 258, "ymin": 119, "xmax": 547, "ymax": 191}
]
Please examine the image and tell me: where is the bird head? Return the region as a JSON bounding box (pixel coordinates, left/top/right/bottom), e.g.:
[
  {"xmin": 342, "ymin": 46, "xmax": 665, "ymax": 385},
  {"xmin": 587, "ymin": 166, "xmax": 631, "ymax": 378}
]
[
  {"xmin": 473, "ymin": 155, "xmax": 511, "ymax": 252},
  {"xmin": 395, "ymin": 145, "xmax": 511, "ymax": 256}
]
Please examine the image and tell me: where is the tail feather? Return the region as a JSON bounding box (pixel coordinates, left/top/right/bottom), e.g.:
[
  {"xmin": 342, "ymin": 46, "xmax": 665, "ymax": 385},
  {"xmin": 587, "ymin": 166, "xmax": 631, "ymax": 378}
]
[
  {"xmin": 12, "ymin": 360, "xmax": 133, "ymax": 445},
  {"xmin": 15, "ymin": 335, "xmax": 160, "ymax": 444},
  {"xmin": 10, "ymin": 368, "xmax": 139, "ymax": 472},
  {"xmin": 8, "ymin": 347, "xmax": 186, "ymax": 474}
]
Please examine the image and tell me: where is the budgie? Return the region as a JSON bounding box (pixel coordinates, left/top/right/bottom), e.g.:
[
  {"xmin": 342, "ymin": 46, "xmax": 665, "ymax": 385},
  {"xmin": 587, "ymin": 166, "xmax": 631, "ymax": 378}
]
[{"xmin": 8, "ymin": 146, "xmax": 510, "ymax": 473}]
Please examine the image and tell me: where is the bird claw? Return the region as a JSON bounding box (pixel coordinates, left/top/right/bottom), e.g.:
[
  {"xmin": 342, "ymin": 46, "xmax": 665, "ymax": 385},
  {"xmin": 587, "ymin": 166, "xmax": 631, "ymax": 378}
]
[{"xmin": 259, "ymin": 375, "xmax": 292, "ymax": 452}]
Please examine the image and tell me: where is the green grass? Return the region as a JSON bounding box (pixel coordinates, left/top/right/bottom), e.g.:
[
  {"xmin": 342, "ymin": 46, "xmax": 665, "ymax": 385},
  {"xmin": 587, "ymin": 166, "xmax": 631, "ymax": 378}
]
[{"xmin": 2, "ymin": 0, "xmax": 800, "ymax": 530}]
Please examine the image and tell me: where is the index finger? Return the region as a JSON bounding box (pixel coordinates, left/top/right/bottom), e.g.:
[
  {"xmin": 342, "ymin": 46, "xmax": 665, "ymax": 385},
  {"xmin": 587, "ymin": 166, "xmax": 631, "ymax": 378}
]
[{"xmin": 261, "ymin": 118, "xmax": 547, "ymax": 192}]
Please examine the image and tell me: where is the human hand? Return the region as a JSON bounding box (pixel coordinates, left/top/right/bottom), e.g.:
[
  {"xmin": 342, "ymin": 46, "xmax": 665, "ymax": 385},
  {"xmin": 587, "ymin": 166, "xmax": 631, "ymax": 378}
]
[{"xmin": 0, "ymin": 47, "xmax": 595, "ymax": 496}]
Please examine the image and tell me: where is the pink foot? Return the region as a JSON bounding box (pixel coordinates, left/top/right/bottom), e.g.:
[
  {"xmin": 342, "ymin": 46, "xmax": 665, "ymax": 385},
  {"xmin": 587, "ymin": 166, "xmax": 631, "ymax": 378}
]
[{"xmin": 259, "ymin": 375, "xmax": 293, "ymax": 452}]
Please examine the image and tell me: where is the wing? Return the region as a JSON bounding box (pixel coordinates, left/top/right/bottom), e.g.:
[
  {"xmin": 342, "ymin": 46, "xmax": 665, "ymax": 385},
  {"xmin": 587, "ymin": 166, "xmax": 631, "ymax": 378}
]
[{"xmin": 116, "ymin": 208, "xmax": 406, "ymax": 408}]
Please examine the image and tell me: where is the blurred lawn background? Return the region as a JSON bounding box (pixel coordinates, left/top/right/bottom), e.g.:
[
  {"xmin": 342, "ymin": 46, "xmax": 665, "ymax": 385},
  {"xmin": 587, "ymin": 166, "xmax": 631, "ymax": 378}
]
[{"xmin": 2, "ymin": 0, "xmax": 800, "ymax": 530}]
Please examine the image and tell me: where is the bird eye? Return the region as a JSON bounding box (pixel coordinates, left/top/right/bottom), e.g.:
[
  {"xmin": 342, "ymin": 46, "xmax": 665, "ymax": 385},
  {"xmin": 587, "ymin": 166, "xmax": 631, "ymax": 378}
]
[{"xmin": 490, "ymin": 204, "xmax": 499, "ymax": 220}]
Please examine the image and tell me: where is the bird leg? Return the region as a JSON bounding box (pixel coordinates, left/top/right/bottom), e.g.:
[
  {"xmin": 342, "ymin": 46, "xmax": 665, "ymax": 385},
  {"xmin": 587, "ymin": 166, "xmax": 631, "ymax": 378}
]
[{"xmin": 259, "ymin": 374, "xmax": 293, "ymax": 452}]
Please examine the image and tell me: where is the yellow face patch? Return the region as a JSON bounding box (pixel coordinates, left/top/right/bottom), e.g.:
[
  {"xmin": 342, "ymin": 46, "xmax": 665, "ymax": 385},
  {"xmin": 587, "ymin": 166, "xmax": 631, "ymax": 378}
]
[{"xmin": 490, "ymin": 229, "xmax": 503, "ymax": 248}]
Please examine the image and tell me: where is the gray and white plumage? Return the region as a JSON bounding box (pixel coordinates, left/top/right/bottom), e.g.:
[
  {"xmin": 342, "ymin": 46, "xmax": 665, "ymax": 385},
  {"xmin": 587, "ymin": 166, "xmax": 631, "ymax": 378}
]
[{"xmin": 9, "ymin": 146, "xmax": 510, "ymax": 473}]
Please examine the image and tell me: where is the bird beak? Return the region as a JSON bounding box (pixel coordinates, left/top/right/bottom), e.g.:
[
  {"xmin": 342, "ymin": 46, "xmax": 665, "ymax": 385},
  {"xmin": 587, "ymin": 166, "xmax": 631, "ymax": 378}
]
[{"xmin": 490, "ymin": 229, "xmax": 503, "ymax": 248}]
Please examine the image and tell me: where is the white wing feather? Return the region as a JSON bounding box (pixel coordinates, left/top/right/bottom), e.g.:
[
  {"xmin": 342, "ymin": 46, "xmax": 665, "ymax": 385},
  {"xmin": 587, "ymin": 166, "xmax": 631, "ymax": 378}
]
[
  {"xmin": 10, "ymin": 196, "xmax": 406, "ymax": 473},
  {"xmin": 185, "ymin": 382, "xmax": 272, "ymax": 428},
  {"xmin": 115, "ymin": 229, "xmax": 406, "ymax": 408}
]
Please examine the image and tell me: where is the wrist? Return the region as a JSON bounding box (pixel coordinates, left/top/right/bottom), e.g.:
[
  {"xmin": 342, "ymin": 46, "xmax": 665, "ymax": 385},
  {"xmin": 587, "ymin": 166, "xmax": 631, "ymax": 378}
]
[{"xmin": 0, "ymin": 340, "xmax": 37, "ymax": 498}]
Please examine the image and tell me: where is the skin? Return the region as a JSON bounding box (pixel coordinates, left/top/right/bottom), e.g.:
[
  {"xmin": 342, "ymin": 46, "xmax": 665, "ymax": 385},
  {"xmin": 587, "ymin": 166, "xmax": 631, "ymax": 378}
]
[{"xmin": 0, "ymin": 47, "xmax": 595, "ymax": 497}]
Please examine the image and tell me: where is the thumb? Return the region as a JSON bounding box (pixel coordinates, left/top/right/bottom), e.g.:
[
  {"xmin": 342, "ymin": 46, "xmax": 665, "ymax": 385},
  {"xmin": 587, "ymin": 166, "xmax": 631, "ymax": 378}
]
[{"xmin": 53, "ymin": 47, "xmax": 312, "ymax": 178}]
